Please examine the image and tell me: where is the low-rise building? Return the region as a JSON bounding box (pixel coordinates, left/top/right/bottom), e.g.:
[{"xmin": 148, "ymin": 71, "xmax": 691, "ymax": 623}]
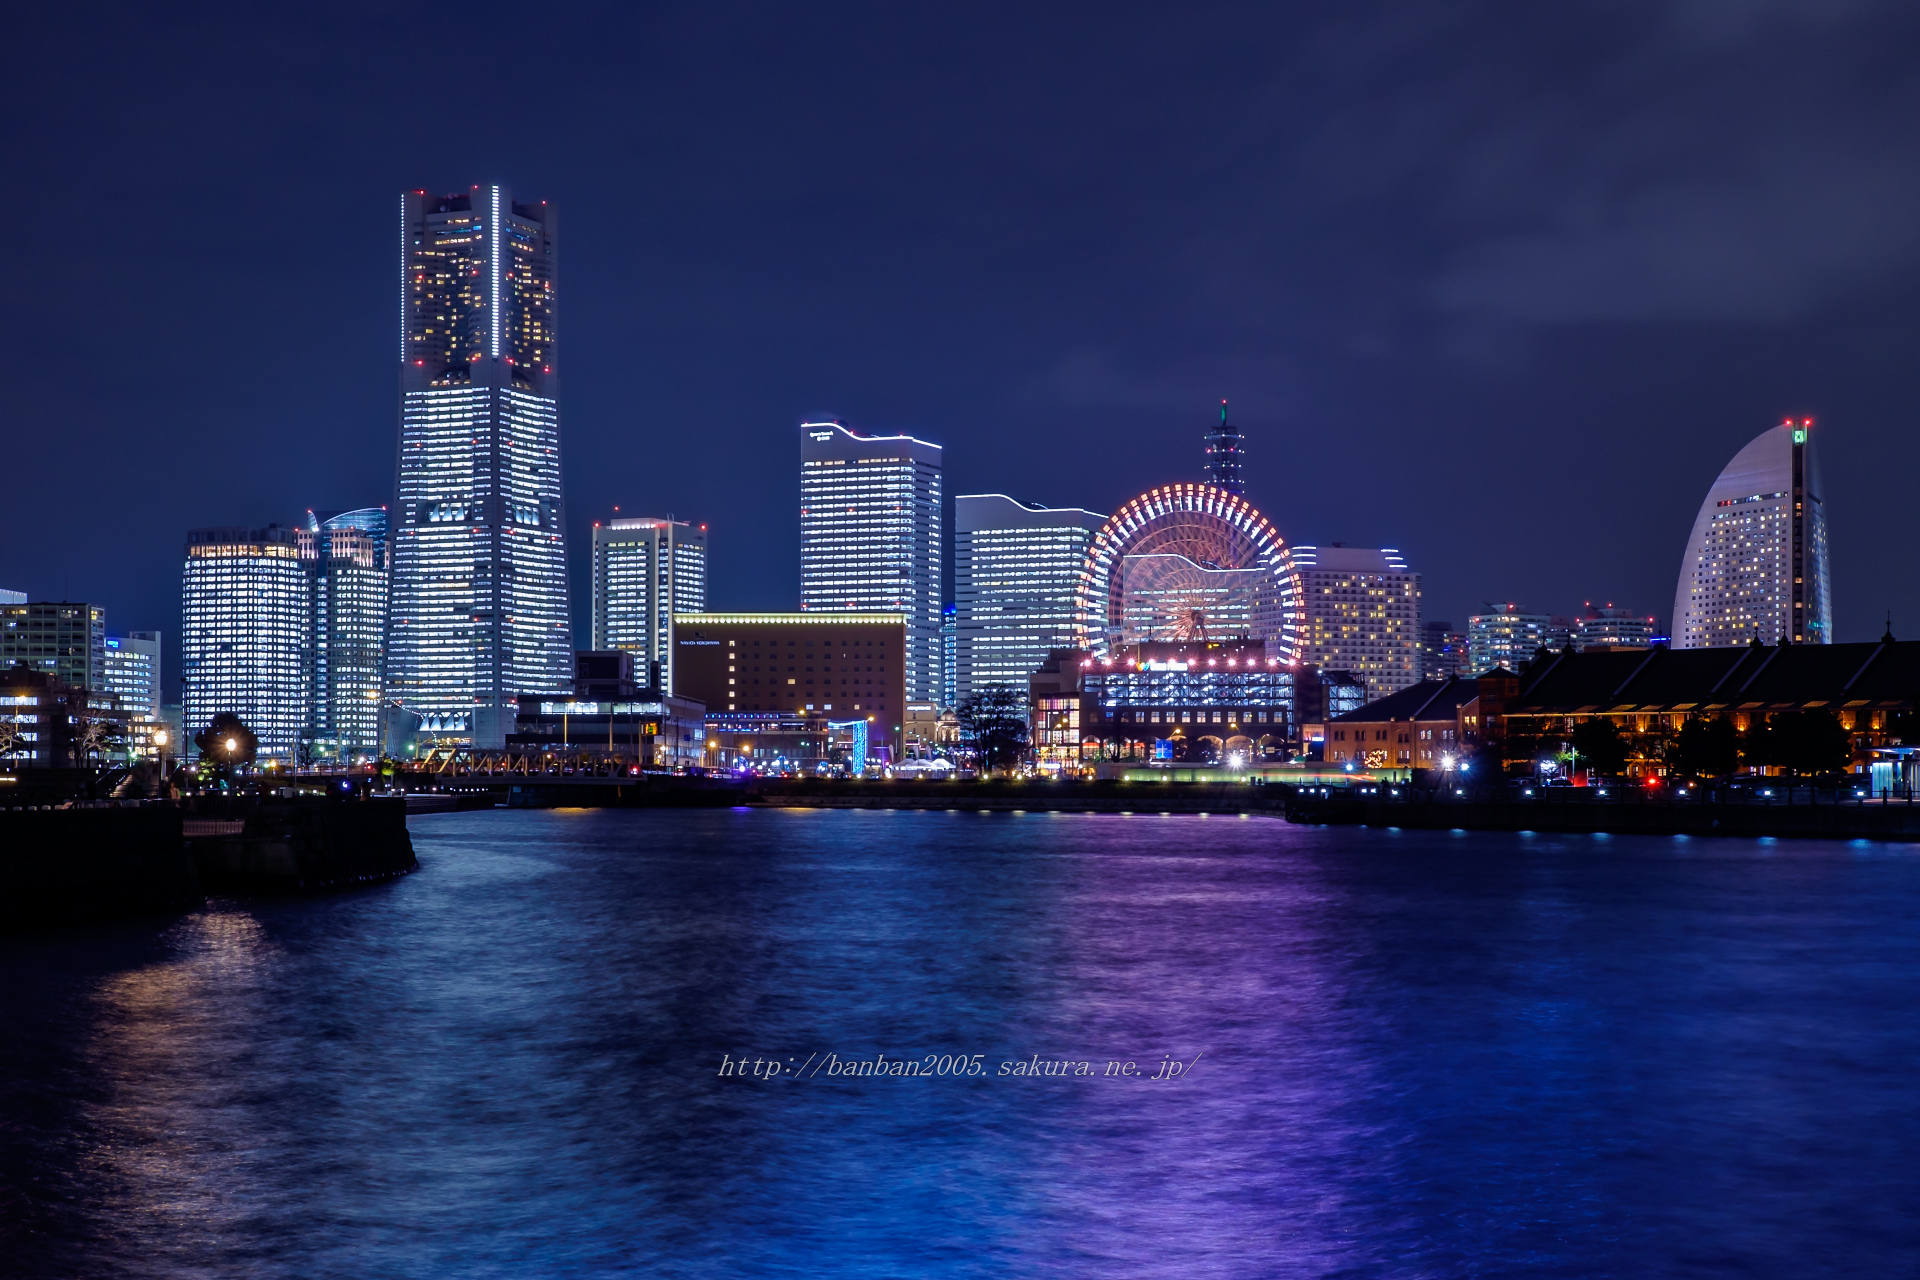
[
  {"xmin": 0, "ymin": 665, "xmax": 130, "ymax": 768},
  {"xmin": 1495, "ymin": 637, "xmax": 1920, "ymax": 779},
  {"xmin": 506, "ymin": 651, "xmax": 705, "ymax": 769},
  {"xmin": 1319, "ymin": 677, "xmax": 1480, "ymax": 774},
  {"xmin": 1026, "ymin": 642, "xmax": 1369, "ymax": 766},
  {"xmin": 671, "ymin": 612, "xmax": 906, "ymax": 761}
]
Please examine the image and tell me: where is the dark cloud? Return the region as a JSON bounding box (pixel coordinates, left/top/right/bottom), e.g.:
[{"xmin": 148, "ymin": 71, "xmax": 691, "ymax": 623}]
[{"xmin": 2, "ymin": 0, "xmax": 1917, "ymax": 656}]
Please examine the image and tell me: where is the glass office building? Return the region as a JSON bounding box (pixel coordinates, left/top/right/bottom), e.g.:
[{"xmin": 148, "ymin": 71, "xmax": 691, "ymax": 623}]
[
  {"xmin": 954, "ymin": 493, "xmax": 1105, "ymax": 706},
  {"xmin": 590, "ymin": 517, "xmax": 708, "ymax": 693},
  {"xmin": 799, "ymin": 422, "xmax": 943, "ymax": 703},
  {"xmin": 388, "ymin": 186, "xmax": 572, "ymax": 748},
  {"xmin": 181, "ymin": 525, "xmax": 311, "ymax": 761},
  {"xmin": 303, "ymin": 508, "xmax": 390, "ymax": 763},
  {"xmin": 1673, "ymin": 418, "xmax": 1831, "ymax": 648}
]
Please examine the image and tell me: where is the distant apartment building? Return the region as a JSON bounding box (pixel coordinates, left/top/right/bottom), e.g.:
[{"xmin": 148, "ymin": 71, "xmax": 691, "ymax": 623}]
[
  {"xmin": 800, "ymin": 422, "xmax": 943, "ymax": 704},
  {"xmin": 1576, "ymin": 603, "xmax": 1658, "ymax": 651},
  {"xmin": 1292, "ymin": 546, "xmax": 1421, "ymax": 700},
  {"xmin": 590, "ymin": 517, "xmax": 708, "ymax": 693},
  {"xmin": 954, "ymin": 494, "xmax": 1105, "ymax": 707},
  {"xmin": 181, "ymin": 525, "xmax": 311, "ymax": 762},
  {"xmin": 1420, "ymin": 620, "xmax": 1467, "ymax": 681},
  {"xmin": 1467, "ymin": 604, "xmax": 1550, "ymax": 674},
  {"xmin": 0, "ymin": 601, "xmax": 106, "ymax": 691}
]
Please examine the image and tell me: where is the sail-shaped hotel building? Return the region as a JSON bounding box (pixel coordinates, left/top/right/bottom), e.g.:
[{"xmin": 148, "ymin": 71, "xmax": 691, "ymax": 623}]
[{"xmin": 1672, "ymin": 418, "xmax": 1831, "ymax": 648}]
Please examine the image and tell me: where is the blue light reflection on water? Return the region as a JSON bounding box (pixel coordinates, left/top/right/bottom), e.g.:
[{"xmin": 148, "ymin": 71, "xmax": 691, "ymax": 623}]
[{"xmin": 3, "ymin": 810, "xmax": 1918, "ymax": 1278}]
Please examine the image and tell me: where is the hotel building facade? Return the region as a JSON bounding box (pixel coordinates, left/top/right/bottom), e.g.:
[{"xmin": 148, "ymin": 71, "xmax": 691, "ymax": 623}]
[
  {"xmin": 1673, "ymin": 418, "xmax": 1832, "ymax": 648},
  {"xmin": 672, "ymin": 611, "xmax": 907, "ymax": 760},
  {"xmin": 799, "ymin": 422, "xmax": 943, "ymax": 704},
  {"xmin": 1293, "ymin": 546, "xmax": 1421, "ymax": 700}
]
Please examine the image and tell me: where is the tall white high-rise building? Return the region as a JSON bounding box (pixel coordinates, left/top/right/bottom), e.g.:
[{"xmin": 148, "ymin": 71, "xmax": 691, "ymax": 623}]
[
  {"xmin": 954, "ymin": 493, "xmax": 1105, "ymax": 705},
  {"xmin": 799, "ymin": 422, "xmax": 943, "ymax": 703},
  {"xmin": 303, "ymin": 508, "xmax": 390, "ymax": 763},
  {"xmin": 1293, "ymin": 546, "xmax": 1422, "ymax": 699},
  {"xmin": 1673, "ymin": 418, "xmax": 1832, "ymax": 648},
  {"xmin": 387, "ymin": 186, "xmax": 571, "ymax": 748},
  {"xmin": 181, "ymin": 525, "xmax": 311, "ymax": 761},
  {"xmin": 591, "ymin": 517, "xmax": 708, "ymax": 692}
]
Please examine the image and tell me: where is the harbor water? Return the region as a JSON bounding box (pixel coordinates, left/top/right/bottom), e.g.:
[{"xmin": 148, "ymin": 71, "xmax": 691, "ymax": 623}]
[{"xmin": 3, "ymin": 809, "xmax": 1916, "ymax": 1277}]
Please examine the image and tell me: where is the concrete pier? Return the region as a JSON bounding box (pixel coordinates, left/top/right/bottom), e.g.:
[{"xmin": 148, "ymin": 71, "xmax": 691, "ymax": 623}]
[
  {"xmin": 0, "ymin": 807, "xmax": 201, "ymax": 930},
  {"xmin": 187, "ymin": 798, "xmax": 417, "ymax": 892}
]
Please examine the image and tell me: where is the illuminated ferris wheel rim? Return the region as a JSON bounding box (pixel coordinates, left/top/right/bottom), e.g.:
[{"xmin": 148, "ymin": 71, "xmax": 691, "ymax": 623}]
[
  {"xmin": 1085, "ymin": 482, "xmax": 1293, "ymax": 576},
  {"xmin": 1080, "ymin": 482, "xmax": 1302, "ymax": 654}
]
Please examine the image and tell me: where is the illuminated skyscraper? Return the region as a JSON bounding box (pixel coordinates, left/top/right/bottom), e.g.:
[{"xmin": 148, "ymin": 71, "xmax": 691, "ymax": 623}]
[
  {"xmin": 800, "ymin": 422, "xmax": 943, "ymax": 702},
  {"xmin": 388, "ymin": 186, "xmax": 571, "ymax": 748},
  {"xmin": 181, "ymin": 525, "xmax": 310, "ymax": 761},
  {"xmin": 1673, "ymin": 418, "xmax": 1831, "ymax": 648},
  {"xmin": 590, "ymin": 517, "xmax": 708, "ymax": 693},
  {"xmin": 954, "ymin": 493, "xmax": 1105, "ymax": 704},
  {"xmin": 1203, "ymin": 400, "xmax": 1244, "ymax": 496},
  {"xmin": 303, "ymin": 508, "xmax": 390, "ymax": 763},
  {"xmin": 1293, "ymin": 546, "xmax": 1422, "ymax": 699}
]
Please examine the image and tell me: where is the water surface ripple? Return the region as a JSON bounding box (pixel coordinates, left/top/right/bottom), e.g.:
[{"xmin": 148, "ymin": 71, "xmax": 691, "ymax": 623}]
[{"xmin": 3, "ymin": 810, "xmax": 1917, "ymax": 1277}]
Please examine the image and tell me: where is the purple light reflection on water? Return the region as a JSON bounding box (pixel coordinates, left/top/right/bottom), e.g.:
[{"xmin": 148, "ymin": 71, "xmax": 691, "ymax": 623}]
[{"xmin": 2, "ymin": 809, "xmax": 1917, "ymax": 1277}]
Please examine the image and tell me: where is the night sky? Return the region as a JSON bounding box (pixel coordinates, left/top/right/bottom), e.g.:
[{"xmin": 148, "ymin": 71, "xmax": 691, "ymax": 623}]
[{"xmin": 7, "ymin": 2, "xmax": 1919, "ymax": 673}]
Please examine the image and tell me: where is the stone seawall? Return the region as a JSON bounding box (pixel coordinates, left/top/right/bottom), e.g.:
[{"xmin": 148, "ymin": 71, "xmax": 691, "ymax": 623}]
[
  {"xmin": 0, "ymin": 807, "xmax": 202, "ymax": 930},
  {"xmin": 188, "ymin": 798, "xmax": 417, "ymax": 892},
  {"xmin": 1287, "ymin": 794, "xmax": 1920, "ymax": 841}
]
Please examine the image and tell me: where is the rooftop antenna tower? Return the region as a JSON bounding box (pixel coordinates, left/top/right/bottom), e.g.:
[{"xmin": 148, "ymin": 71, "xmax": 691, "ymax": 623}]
[{"xmin": 1204, "ymin": 399, "xmax": 1244, "ymax": 495}]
